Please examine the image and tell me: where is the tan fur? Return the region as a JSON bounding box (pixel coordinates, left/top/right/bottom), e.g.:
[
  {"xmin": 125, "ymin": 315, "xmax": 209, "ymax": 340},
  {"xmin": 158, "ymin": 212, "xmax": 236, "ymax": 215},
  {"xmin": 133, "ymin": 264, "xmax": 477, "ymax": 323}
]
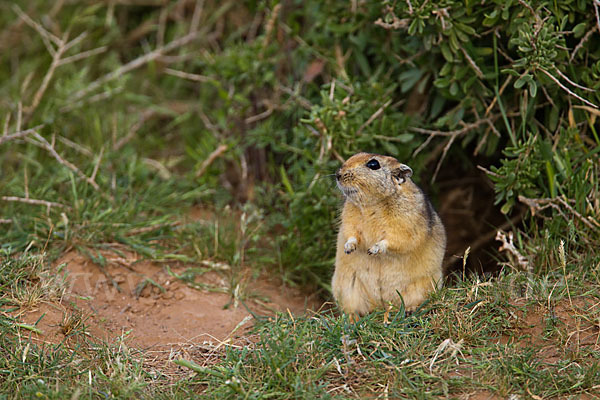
[{"xmin": 332, "ymin": 152, "xmax": 446, "ymax": 316}]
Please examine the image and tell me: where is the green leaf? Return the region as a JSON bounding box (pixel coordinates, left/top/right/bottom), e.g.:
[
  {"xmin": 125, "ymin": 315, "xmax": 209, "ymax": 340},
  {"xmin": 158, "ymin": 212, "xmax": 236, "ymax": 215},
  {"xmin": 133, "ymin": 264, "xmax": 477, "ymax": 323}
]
[
  {"xmin": 501, "ymin": 200, "xmax": 513, "ymax": 214},
  {"xmin": 528, "ymin": 80, "xmax": 537, "ymax": 97},
  {"xmin": 572, "ymin": 22, "xmax": 587, "ymax": 38},
  {"xmin": 441, "ymin": 43, "xmax": 454, "ymax": 62}
]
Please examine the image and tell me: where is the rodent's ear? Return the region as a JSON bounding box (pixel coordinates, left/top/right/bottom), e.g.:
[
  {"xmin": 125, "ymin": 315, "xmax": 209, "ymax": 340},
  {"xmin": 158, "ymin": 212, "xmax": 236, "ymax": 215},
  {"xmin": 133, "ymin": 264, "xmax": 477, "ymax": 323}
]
[{"xmin": 392, "ymin": 164, "xmax": 413, "ymax": 184}]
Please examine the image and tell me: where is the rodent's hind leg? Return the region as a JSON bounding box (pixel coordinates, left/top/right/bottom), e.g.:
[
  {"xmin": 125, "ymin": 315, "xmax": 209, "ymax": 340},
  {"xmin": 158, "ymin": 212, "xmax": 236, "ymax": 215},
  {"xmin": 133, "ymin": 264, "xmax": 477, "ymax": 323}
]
[
  {"xmin": 348, "ymin": 313, "xmax": 358, "ymax": 324},
  {"xmin": 383, "ymin": 304, "xmax": 393, "ymax": 325},
  {"xmin": 399, "ymin": 275, "xmax": 438, "ymax": 312}
]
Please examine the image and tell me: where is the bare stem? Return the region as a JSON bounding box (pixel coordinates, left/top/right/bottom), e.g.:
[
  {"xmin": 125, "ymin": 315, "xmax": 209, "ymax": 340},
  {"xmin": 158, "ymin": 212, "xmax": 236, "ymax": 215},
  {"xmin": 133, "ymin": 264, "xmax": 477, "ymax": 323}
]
[
  {"xmin": 195, "ymin": 144, "xmax": 228, "ymax": 178},
  {"xmin": 538, "ymin": 68, "xmax": 598, "ymax": 109},
  {"xmin": 2, "ymin": 196, "xmax": 69, "ymax": 209},
  {"xmin": 0, "ymin": 126, "xmax": 42, "ymax": 146},
  {"xmin": 71, "ymin": 31, "xmax": 204, "ymax": 103}
]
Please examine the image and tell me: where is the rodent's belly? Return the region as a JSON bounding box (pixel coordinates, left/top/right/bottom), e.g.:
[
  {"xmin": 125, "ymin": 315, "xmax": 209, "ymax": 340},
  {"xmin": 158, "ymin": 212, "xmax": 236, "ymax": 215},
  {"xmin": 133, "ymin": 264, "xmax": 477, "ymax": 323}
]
[{"xmin": 335, "ymin": 251, "xmax": 413, "ymax": 309}]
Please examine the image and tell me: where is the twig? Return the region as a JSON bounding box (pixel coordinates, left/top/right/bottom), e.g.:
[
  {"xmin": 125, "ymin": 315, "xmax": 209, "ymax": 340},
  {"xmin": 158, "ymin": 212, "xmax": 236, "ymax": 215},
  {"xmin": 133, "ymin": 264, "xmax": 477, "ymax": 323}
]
[
  {"xmin": 538, "ymin": 68, "xmax": 598, "ymax": 109},
  {"xmin": 25, "ymin": 33, "xmax": 68, "ymax": 116},
  {"xmin": 594, "ymin": 0, "xmax": 600, "ymax": 32},
  {"xmin": 553, "ymin": 67, "xmax": 595, "ymax": 92},
  {"xmin": 27, "ymin": 131, "xmax": 100, "ymax": 190},
  {"xmin": 518, "ymin": 195, "xmax": 599, "ymax": 232},
  {"xmin": 374, "ymin": 16, "xmax": 409, "ymax": 30},
  {"xmin": 190, "ymin": 0, "xmax": 205, "ymax": 34},
  {"xmin": 0, "ymin": 126, "xmax": 42, "ymax": 146},
  {"xmin": 12, "ymin": 5, "xmax": 61, "ymax": 48},
  {"xmin": 2, "ymin": 113, "xmax": 10, "ymax": 136},
  {"xmin": 485, "ymin": 76, "xmax": 512, "ymax": 116},
  {"xmin": 556, "ymin": 195, "xmax": 599, "ymax": 232},
  {"xmin": 409, "ymin": 118, "xmax": 494, "ymax": 137},
  {"xmin": 142, "ymin": 158, "xmax": 171, "ymax": 180},
  {"xmin": 24, "ymin": 166, "xmax": 29, "ymax": 199},
  {"xmin": 71, "ymin": 30, "xmax": 204, "ymax": 102},
  {"xmin": 114, "ymin": 110, "xmax": 155, "ymax": 151},
  {"xmin": 517, "ymin": 0, "xmax": 540, "ymax": 24},
  {"xmin": 278, "ymin": 84, "xmax": 313, "ymax": 110},
  {"xmin": 570, "ymin": 26, "xmax": 597, "ymax": 62},
  {"xmin": 477, "ymin": 165, "xmax": 500, "ymax": 178},
  {"xmin": 157, "ymin": 6, "xmax": 168, "ymax": 47},
  {"xmin": 539, "ymin": 83, "xmax": 556, "ymax": 109},
  {"xmin": 125, "ymin": 221, "xmax": 181, "ymax": 236},
  {"xmin": 245, "ymin": 107, "xmax": 274, "ymax": 124},
  {"xmin": 451, "ymin": 209, "xmax": 526, "ymax": 268},
  {"xmin": 58, "ymin": 46, "xmax": 108, "ymax": 66},
  {"xmin": 496, "ymin": 230, "xmax": 530, "ymax": 271},
  {"xmin": 90, "ymin": 146, "xmax": 104, "ymax": 183},
  {"xmin": 460, "ymin": 47, "xmax": 483, "ymax": 78},
  {"xmin": 195, "ymin": 144, "xmax": 228, "ymax": 178},
  {"xmin": 0, "ymin": 219, "xmax": 12, "ymax": 224},
  {"xmin": 431, "ymin": 135, "xmax": 455, "ymax": 183},
  {"xmin": 16, "ymin": 102, "xmax": 22, "ymax": 133},
  {"xmin": 60, "ymin": 87, "xmax": 124, "ymax": 113},
  {"xmin": 412, "ymin": 133, "xmax": 435, "ymax": 157},
  {"xmin": 356, "ymin": 99, "xmax": 392, "ymax": 136},
  {"xmin": 57, "ymin": 135, "xmax": 93, "ymax": 156},
  {"xmin": 2, "ymin": 196, "xmax": 69, "ymax": 209},
  {"xmin": 164, "ymin": 68, "xmax": 213, "ymax": 82},
  {"xmin": 262, "ymin": 4, "xmax": 281, "ymax": 49}
]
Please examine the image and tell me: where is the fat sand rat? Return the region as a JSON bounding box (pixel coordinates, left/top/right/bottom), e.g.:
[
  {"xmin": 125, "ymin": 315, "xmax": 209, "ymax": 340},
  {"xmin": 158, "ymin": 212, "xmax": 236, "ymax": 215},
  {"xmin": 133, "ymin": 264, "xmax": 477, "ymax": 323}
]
[{"xmin": 332, "ymin": 152, "xmax": 446, "ymax": 322}]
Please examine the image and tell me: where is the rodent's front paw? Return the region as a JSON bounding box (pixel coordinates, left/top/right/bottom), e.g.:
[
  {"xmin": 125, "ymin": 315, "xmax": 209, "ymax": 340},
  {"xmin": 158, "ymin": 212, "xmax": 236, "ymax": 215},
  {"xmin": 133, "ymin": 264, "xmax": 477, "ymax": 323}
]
[
  {"xmin": 367, "ymin": 240, "xmax": 388, "ymax": 256},
  {"xmin": 344, "ymin": 236, "xmax": 358, "ymax": 254}
]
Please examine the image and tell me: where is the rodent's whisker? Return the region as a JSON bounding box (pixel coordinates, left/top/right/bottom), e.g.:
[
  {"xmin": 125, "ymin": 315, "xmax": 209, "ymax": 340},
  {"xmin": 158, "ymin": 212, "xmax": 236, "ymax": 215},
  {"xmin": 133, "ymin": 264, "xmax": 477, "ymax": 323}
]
[{"xmin": 313, "ymin": 173, "xmax": 336, "ymax": 180}]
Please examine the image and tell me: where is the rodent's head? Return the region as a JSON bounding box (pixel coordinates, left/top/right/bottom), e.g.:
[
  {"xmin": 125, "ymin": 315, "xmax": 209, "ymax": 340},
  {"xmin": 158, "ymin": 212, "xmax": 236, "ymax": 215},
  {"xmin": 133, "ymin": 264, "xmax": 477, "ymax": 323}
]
[{"xmin": 336, "ymin": 152, "xmax": 413, "ymax": 205}]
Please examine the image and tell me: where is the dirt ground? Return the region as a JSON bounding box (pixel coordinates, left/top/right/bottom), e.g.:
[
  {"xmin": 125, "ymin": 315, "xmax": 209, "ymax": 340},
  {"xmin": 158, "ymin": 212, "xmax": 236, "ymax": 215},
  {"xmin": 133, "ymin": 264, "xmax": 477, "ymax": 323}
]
[{"xmin": 17, "ymin": 250, "xmax": 322, "ymax": 350}]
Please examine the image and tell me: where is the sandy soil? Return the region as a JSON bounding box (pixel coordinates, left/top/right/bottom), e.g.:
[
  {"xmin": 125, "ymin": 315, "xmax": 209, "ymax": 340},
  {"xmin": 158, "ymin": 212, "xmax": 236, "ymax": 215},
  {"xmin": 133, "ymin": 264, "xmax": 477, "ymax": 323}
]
[{"xmin": 17, "ymin": 250, "xmax": 322, "ymax": 349}]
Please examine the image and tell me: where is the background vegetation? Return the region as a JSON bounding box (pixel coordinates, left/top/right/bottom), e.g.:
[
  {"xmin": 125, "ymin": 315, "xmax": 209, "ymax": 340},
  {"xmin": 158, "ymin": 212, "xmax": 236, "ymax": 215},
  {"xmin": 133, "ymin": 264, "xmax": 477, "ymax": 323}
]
[{"xmin": 1, "ymin": 0, "xmax": 599, "ymax": 398}]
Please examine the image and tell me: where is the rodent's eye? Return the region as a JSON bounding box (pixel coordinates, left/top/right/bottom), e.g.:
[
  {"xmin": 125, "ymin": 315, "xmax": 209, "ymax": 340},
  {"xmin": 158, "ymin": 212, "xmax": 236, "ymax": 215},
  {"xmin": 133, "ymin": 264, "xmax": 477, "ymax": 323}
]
[{"xmin": 366, "ymin": 159, "xmax": 381, "ymax": 170}]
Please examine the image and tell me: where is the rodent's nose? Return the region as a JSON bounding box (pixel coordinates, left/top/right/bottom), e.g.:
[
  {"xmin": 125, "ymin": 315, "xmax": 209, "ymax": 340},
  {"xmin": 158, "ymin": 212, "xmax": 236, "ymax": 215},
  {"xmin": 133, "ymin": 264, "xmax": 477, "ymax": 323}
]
[{"xmin": 335, "ymin": 170, "xmax": 342, "ymax": 180}]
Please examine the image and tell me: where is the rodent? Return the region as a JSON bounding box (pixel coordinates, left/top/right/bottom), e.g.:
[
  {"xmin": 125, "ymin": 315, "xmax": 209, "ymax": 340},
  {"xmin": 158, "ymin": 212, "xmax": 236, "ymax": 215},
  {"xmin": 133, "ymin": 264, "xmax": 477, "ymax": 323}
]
[{"xmin": 332, "ymin": 152, "xmax": 446, "ymax": 318}]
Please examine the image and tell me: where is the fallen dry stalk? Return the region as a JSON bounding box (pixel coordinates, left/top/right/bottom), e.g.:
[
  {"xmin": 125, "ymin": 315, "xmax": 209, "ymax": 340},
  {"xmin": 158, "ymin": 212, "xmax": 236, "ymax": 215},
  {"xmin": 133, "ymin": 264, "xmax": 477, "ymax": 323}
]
[
  {"xmin": 2, "ymin": 196, "xmax": 69, "ymax": 210},
  {"xmin": 496, "ymin": 230, "xmax": 530, "ymax": 271}
]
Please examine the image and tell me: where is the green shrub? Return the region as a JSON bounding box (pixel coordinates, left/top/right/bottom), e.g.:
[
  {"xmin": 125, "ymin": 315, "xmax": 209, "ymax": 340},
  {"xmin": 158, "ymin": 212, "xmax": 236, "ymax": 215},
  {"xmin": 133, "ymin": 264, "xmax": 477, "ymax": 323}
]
[{"xmin": 1, "ymin": 0, "xmax": 598, "ymax": 285}]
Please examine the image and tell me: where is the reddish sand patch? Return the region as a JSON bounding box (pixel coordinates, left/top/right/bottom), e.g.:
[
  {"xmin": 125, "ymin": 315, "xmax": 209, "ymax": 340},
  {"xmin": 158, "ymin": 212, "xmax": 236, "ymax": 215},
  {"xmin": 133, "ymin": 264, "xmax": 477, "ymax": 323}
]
[
  {"xmin": 17, "ymin": 250, "xmax": 321, "ymax": 349},
  {"xmin": 495, "ymin": 297, "xmax": 600, "ymax": 359}
]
